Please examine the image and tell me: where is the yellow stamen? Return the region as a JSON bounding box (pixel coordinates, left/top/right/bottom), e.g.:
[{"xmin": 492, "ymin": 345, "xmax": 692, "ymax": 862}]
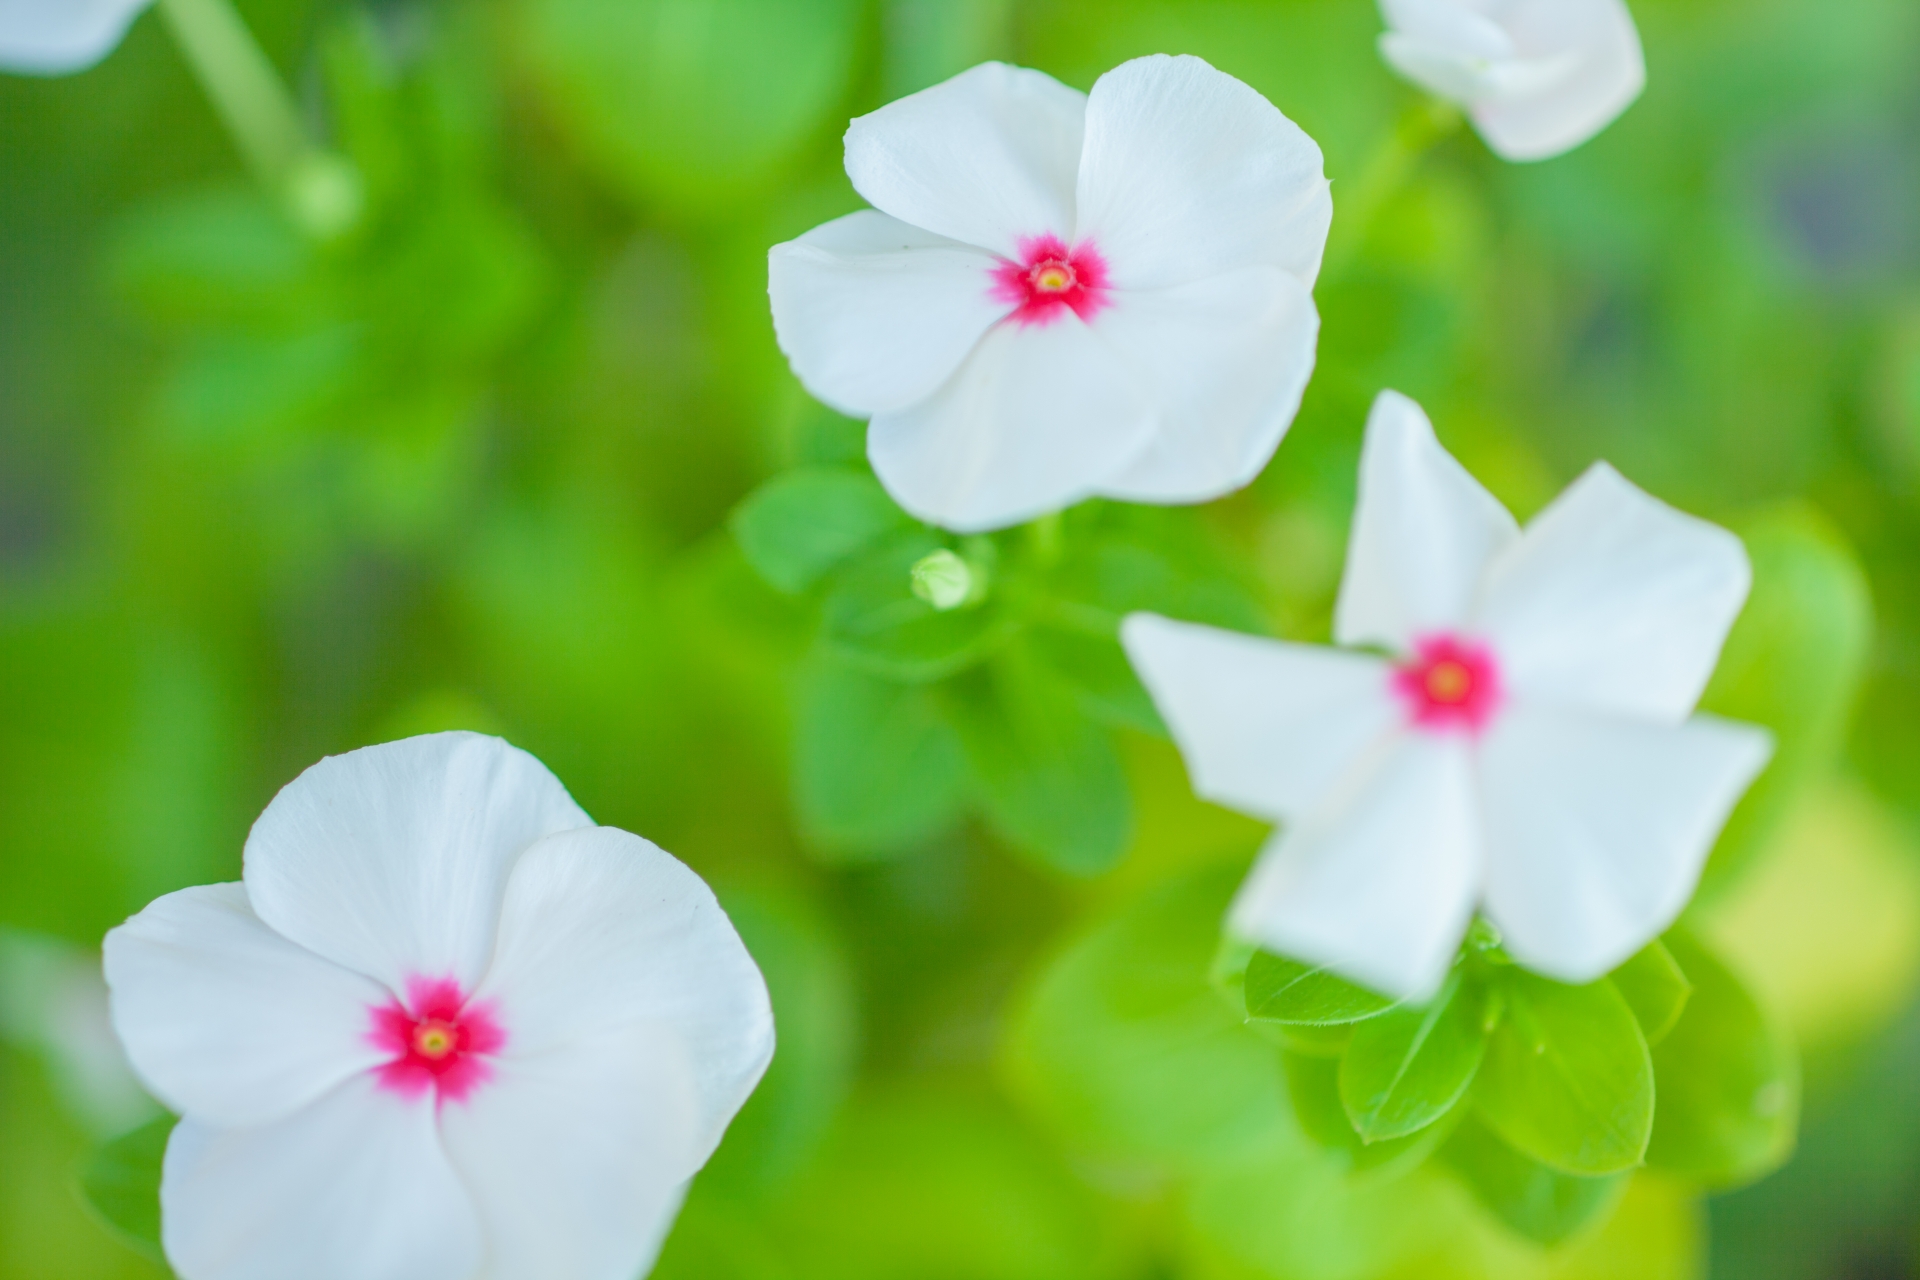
[
  {"xmin": 1425, "ymin": 660, "xmax": 1472, "ymax": 704},
  {"xmin": 413, "ymin": 1021, "xmax": 457, "ymax": 1059}
]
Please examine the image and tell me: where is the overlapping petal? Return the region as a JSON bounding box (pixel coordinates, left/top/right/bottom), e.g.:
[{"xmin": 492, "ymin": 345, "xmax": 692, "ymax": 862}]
[
  {"xmin": 844, "ymin": 61, "xmax": 1086, "ymax": 257},
  {"xmin": 1470, "ymin": 0, "xmax": 1644, "ymax": 162},
  {"xmin": 1091, "ymin": 266, "xmax": 1319, "ymax": 503},
  {"xmin": 1479, "ymin": 705, "xmax": 1773, "ymax": 981},
  {"xmin": 1334, "ymin": 390, "xmax": 1519, "ymax": 651},
  {"xmin": 868, "ymin": 315, "xmax": 1156, "ymax": 532},
  {"xmin": 1075, "ymin": 54, "xmax": 1332, "ymax": 290},
  {"xmin": 1475, "ymin": 463, "xmax": 1750, "ymax": 723},
  {"xmin": 103, "ymin": 884, "xmax": 387, "ymax": 1129},
  {"xmin": 242, "ymin": 732, "xmax": 593, "ymax": 994},
  {"xmin": 0, "ymin": 0, "xmax": 149, "ymax": 74},
  {"xmin": 1121, "ymin": 613, "xmax": 1398, "ymax": 823},
  {"xmin": 161, "ymin": 1078, "xmax": 481, "ymax": 1280},
  {"xmin": 474, "ymin": 826, "xmax": 774, "ymax": 1170},
  {"xmin": 1228, "ymin": 735, "xmax": 1481, "ymax": 1001},
  {"xmin": 767, "ymin": 210, "xmax": 1006, "ymax": 417},
  {"xmin": 1379, "ymin": 0, "xmax": 1513, "ymax": 60}
]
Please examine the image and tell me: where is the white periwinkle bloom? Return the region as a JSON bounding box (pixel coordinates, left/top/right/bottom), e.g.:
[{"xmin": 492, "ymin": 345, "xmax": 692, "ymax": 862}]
[
  {"xmin": 0, "ymin": 0, "xmax": 151, "ymax": 75},
  {"xmin": 769, "ymin": 55, "xmax": 1331, "ymax": 533},
  {"xmin": 1376, "ymin": 0, "xmax": 1646, "ymax": 161},
  {"xmin": 1123, "ymin": 391, "xmax": 1771, "ymax": 1000},
  {"xmin": 102, "ymin": 732, "xmax": 774, "ymax": 1280}
]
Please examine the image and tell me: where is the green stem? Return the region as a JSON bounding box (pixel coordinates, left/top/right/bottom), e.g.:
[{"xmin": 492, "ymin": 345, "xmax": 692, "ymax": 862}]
[
  {"xmin": 156, "ymin": 0, "xmax": 308, "ymax": 186},
  {"xmin": 1320, "ymin": 97, "xmax": 1463, "ymax": 281},
  {"xmin": 1027, "ymin": 511, "xmax": 1064, "ymax": 568}
]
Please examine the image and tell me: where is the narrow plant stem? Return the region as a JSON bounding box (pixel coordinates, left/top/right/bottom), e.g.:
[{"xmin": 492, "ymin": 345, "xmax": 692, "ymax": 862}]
[
  {"xmin": 1027, "ymin": 510, "xmax": 1065, "ymax": 567},
  {"xmin": 1320, "ymin": 97, "xmax": 1464, "ymax": 281},
  {"xmin": 156, "ymin": 0, "xmax": 309, "ymax": 188}
]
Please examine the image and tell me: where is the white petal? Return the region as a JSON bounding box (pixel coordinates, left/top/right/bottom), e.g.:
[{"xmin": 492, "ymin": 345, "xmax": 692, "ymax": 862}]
[
  {"xmin": 844, "ymin": 61, "xmax": 1086, "ymax": 258},
  {"xmin": 439, "ymin": 1023, "xmax": 700, "ymax": 1280},
  {"xmin": 161, "ymin": 1077, "xmax": 481, "ymax": 1280},
  {"xmin": 1379, "ymin": 34, "xmax": 1536, "ymax": 105},
  {"xmin": 1075, "ymin": 54, "xmax": 1331, "ymax": 291},
  {"xmin": 1120, "ymin": 613, "xmax": 1397, "ymax": 823},
  {"xmin": 1474, "ymin": 463, "xmax": 1750, "ymax": 723},
  {"xmin": 1480, "ymin": 705, "xmax": 1773, "ymax": 982},
  {"xmin": 473, "ymin": 826, "xmax": 774, "ymax": 1172},
  {"xmin": 1379, "ymin": 0, "xmax": 1515, "ymax": 61},
  {"xmin": 103, "ymin": 884, "xmax": 387, "ymax": 1129},
  {"xmin": 1091, "ymin": 267, "xmax": 1319, "ymax": 504},
  {"xmin": 868, "ymin": 314, "xmax": 1155, "ymax": 532},
  {"xmin": 0, "ymin": 0, "xmax": 149, "ymax": 74},
  {"xmin": 768, "ymin": 210, "xmax": 1007, "ymax": 417},
  {"xmin": 1228, "ymin": 734, "xmax": 1481, "ymax": 1001},
  {"xmin": 242, "ymin": 733, "xmax": 593, "ymax": 994},
  {"xmin": 1470, "ymin": 0, "xmax": 1645, "ymax": 162},
  {"xmin": 1333, "ymin": 390, "xmax": 1519, "ymax": 651}
]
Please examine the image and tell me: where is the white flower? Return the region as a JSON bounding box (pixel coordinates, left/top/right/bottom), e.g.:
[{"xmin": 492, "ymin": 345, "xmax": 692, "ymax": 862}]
[
  {"xmin": 1122, "ymin": 390, "xmax": 1770, "ymax": 1000},
  {"xmin": 102, "ymin": 732, "xmax": 774, "ymax": 1280},
  {"xmin": 0, "ymin": 0, "xmax": 151, "ymax": 75},
  {"xmin": 1377, "ymin": 0, "xmax": 1646, "ymax": 161},
  {"xmin": 768, "ymin": 55, "xmax": 1331, "ymax": 533}
]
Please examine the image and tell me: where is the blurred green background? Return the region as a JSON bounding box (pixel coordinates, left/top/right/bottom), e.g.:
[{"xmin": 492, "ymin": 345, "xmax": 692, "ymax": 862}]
[{"xmin": 2, "ymin": 0, "xmax": 1918, "ymax": 1276}]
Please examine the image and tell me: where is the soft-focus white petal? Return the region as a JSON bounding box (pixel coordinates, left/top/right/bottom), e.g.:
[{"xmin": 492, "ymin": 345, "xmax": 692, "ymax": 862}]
[
  {"xmin": 844, "ymin": 61, "xmax": 1086, "ymax": 257},
  {"xmin": 1228, "ymin": 734, "xmax": 1481, "ymax": 1001},
  {"xmin": 1091, "ymin": 267, "xmax": 1319, "ymax": 503},
  {"xmin": 1379, "ymin": 34, "xmax": 1560, "ymax": 105},
  {"xmin": 103, "ymin": 884, "xmax": 386, "ymax": 1129},
  {"xmin": 243, "ymin": 732, "xmax": 592, "ymax": 994},
  {"xmin": 161, "ymin": 1078, "xmax": 480, "ymax": 1280},
  {"xmin": 1121, "ymin": 613, "xmax": 1397, "ymax": 823},
  {"xmin": 768, "ymin": 210, "xmax": 1006, "ymax": 417},
  {"xmin": 440, "ymin": 1022, "xmax": 700, "ymax": 1280},
  {"xmin": 473, "ymin": 826, "xmax": 773, "ymax": 1171},
  {"xmin": 1480, "ymin": 706, "xmax": 1772, "ymax": 982},
  {"xmin": 0, "ymin": 0, "xmax": 149, "ymax": 74},
  {"xmin": 1334, "ymin": 390, "xmax": 1519, "ymax": 651},
  {"xmin": 1379, "ymin": 0, "xmax": 1515, "ymax": 60},
  {"xmin": 1469, "ymin": 0, "xmax": 1644, "ymax": 162},
  {"xmin": 1474, "ymin": 463, "xmax": 1749, "ymax": 724},
  {"xmin": 868, "ymin": 314, "xmax": 1155, "ymax": 532},
  {"xmin": 1075, "ymin": 54, "xmax": 1331, "ymax": 290}
]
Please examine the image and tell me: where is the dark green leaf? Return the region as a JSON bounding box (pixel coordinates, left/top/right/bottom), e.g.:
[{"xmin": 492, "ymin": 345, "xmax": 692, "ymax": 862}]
[
  {"xmin": 943, "ymin": 654, "xmax": 1132, "ymax": 876},
  {"xmin": 823, "ymin": 532, "xmax": 1020, "ymax": 682},
  {"xmin": 1440, "ymin": 1112, "xmax": 1628, "ymax": 1246},
  {"xmin": 730, "ymin": 469, "xmax": 909, "ymax": 595},
  {"xmin": 1339, "ymin": 971, "xmax": 1487, "ymax": 1142},
  {"xmin": 1026, "ymin": 623, "xmax": 1167, "ymax": 736},
  {"xmin": 79, "ymin": 1115, "xmax": 175, "ymax": 1260},
  {"xmin": 1645, "ymin": 932, "xmax": 1798, "ymax": 1187},
  {"xmin": 1283, "ymin": 1050, "xmax": 1457, "ymax": 1174},
  {"xmin": 1244, "ymin": 950, "xmax": 1398, "ymax": 1026},
  {"xmin": 791, "ymin": 652, "xmax": 966, "ymax": 860},
  {"xmin": 1474, "ymin": 970, "xmax": 1653, "ymax": 1175},
  {"xmin": 1609, "ymin": 939, "xmax": 1692, "ymax": 1048}
]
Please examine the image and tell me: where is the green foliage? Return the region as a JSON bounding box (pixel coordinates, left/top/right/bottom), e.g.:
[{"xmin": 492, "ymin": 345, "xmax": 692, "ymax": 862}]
[
  {"xmin": 1439, "ymin": 1114, "xmax": 1628, "ymax": 1247},
  {"xmin": 1244, "ymin": 951, "xmax": 1400, "ymax": 1026},
  {"xmin": 823, "ymin": 531, "xmax": 1021, "ymax": 682},
  {"xmin": 1609, "ymin": 941, "xmax": 1692, "ymax": 1048},
  {"xmin": 1339, "ymin": 972, "xmax": 1487, "ymax": 1143},
  {"xmin": 78, "ymin": 1116, "xmax": 175, "ymax": 1261},
  {"xmin": 730, "ymin": 469, "xmax": 910, "ymax": 595}
]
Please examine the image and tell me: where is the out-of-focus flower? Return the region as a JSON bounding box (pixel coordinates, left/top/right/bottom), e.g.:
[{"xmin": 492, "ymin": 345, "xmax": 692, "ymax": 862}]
[
  {"xmin": 0, "ymin": 0, "xmax": 152, "ymax": 75},
  {"xmin": 1376, "ymin": 0, "xmax": 1645, "ymax": 161},
  {"xmin": 769, "ymin": 55, "xmax": 1330, "ymax": 533},
  {"xmin": 103, "ymin": 732, "xmax": 774, "ymax": 1280},
  {"xmin": 1123, "ymin": 390, "xmax": 1770, "ymax": 1000}
]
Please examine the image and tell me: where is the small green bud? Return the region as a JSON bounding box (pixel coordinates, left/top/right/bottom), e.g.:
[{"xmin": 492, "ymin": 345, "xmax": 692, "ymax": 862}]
[{"xmin": 910, "ymin": 549, "xmax": 976, "ymax": 610}]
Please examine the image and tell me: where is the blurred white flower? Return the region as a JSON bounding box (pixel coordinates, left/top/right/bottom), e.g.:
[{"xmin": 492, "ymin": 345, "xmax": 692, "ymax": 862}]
[
  {"xmin": 769, "ymin": 55, "xmax": 1330, "ymax": 533},
  {"xmin": 0, "ymin": 930, "xmax": 158, "ymax": 1136},
  {"xmin": 103, "ymin": 732, "xmax": 774, "ymax": 1280},
  {"xmin": 1123, "ymin": 390, "xmax": 1770, "ymax": 1000},
  {"xmin": 0, "ymin": 0, "xmax": 151, "ymax": 75},
  {"xmin": 1376, "ymin": 0, "xmax": 1645, "ymax": 161}
]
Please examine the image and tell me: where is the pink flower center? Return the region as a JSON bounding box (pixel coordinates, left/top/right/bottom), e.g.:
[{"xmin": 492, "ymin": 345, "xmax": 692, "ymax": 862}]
[
  {"xmin": 368, "ymin": 976, "xmax": 505, "ymax": 1105},
  {"xmin": 990, "ymin": 234, "xmax": 1111, "ymax": 327},
  {"xmin": 1391, "ymin": 633, "xmax": 1503, "ymax": 734}
]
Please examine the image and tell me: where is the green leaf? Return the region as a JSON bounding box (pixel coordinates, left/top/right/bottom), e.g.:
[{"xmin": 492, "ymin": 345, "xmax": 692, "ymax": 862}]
[
  {"xmin": 1474, "ymin": 970, "xmax": 1653, "ymax": 1175},
  {"xmin": 823, "ymin": 532, "xmax": 1020, "ymax": 682},
  {"xmin": 1440, "ymin": 1112, "xmax": 1628, "ymax": 1246},
  {"xmin": 517, "ymin": 0, "xmax": 865, "ymax": 210},
  {"xmin": 79, "ymin": 1115, "xmax": 175, "ymax": 1259},
  {"xmin": 791, "ymin": 652, "xmax": 967, "ymax": 860},
  {"xmin": 1283, "ymin": 1049, "xmax": 1459, "ymax": 1174},
  {"xmin": 943, "ymin": 652, "xmax": 1132, "ymax": 876},
  {"xmin": 1645, "ymin": 932, "xmax": 1798, "ymax": 1187},
  {"xmin": 1697, "ymin": 507, "xmax": 1872, "ymax": 898},
  {"xmin": 1609, "ymin": 940, "xmax": 1692, "ymax": 1048},
  {"xmin": 1339, "ymin": 971, "xmax": 1488, "ymax": 1143},
  {"xmin": 1026, "ymin": 623, "xmax": 1167, "ymax": 736},
  {"xmin": 730, "ymin": 469, "xmax": 909, "ymax": 595},
  {"xmin": 1244, "ymin": 950, "xmax": 1398, "ymax": 1026}
]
